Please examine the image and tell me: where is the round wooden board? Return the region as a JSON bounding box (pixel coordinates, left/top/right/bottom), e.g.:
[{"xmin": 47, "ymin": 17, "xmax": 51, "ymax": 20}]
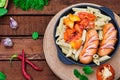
[{"xmin": 43, "ymin": 3, "xmax": 120, "ymax": 80}]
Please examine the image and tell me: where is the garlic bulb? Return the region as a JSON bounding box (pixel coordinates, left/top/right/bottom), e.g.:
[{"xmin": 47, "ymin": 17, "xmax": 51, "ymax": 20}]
[
  {"xmin": 10, "ymin": 17, "xmax": 18, "ymax": 29},
  {"xmin": 2, "ymin": 38, "xmax": 13, "ymax": 47}
]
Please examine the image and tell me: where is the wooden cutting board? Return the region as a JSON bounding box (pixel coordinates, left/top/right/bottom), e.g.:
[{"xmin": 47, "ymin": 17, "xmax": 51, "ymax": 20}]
[{"xmin": 43, "ymin": 3, "xmax": 120, "ymax": 80}]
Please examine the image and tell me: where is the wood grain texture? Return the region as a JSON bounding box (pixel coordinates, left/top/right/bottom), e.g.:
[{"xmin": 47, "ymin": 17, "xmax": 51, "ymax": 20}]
[
  {"xmin": 0, "ymin": 16, "xmax": 52, "ymax": 36},
  {"xmin": 0, "ymin": 61, "xmax": 60, "ymax": 80},
  {"xmin": 7, "ymin": 0, "xmax": 120, "ymax": 15},
  {"xmin": 0, "ymin": 37, "xmax": 44, "ymax": 60}
]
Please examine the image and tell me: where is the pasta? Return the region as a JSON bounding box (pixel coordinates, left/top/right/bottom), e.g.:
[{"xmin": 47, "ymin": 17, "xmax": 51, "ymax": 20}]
[
  {"xmin": 74, "ymin": 46, "xmax": 83, "ymax": 61},
  {"xmin": 55, "ymin": 6, "xmax": 112, "ymax": 63},
  {"xmin": 98, "ymin": 30, "xmax": 103, "ymax": 40},
  {"xmin": 99, "ymin": 55, "xmax": 111, "ymax": 62},
  {"xmin": 81, "ymin": 30, "xmax": 87, "ymax": 44},
  {"xmin": 55, "ymin": 17, "xmax": 67, "ymax": 37},
  {"xmin": 93, "ymin": 59, "xmax": 100, "ymax": 66},
  {"xmin": 73, "ymin": 6, "xmax": 111, "ymax": 28},
  {"xmin": 93, "ymin": 54, "xmax": 99, "ymax": 59},
  {"xmin": 93, "ymin": 54, "xmax": 111, "ymax": 65}
]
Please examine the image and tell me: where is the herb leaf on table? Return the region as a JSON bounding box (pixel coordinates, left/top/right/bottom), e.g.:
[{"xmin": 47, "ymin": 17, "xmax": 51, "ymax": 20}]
[
  {"xmin": 13, "ymin": 0, "xmax": 49, "ymax": 11},
  {"xmin": 0, "ymin": 8, "xmax": 8, "ymax": 17},
  {"xmin": 83, "ymin": 66, "xmax": 94, "ymax": 74},
  {"xmin": 74, "ymin": 69, "xmax": 81, "ymax": 78},
  {"xmin": 74, "ymin": 69, "xmax": 88, "ymax": 80},
  {"xmin": 0, "ymin": 72, "xmax": 6, "ymax": 80}
]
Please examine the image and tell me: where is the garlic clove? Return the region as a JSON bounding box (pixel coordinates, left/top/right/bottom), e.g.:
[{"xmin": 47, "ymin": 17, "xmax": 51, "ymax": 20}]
[
  {"xmin": 10, "ymin": 17, "xmax": 18, "ymax": 29},
  {"xmin": 2, "ymin": 38, "xmax": 13, "ymax": 47}
]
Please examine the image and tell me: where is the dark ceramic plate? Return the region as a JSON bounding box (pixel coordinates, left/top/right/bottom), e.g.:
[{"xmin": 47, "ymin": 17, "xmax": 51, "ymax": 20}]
[{"xmin": 54, "ymin": 4, "xmax": 120, "ymax": 66}]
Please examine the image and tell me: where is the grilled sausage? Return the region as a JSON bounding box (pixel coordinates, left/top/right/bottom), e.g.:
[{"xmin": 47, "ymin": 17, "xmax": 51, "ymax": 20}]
[
  {"xmin": 98, "ymin": 23, "xmax": 117, "ymax": 56},
  {"xmin": 79, "ymin": 29, "xmax": 99, "ymax": 64}
]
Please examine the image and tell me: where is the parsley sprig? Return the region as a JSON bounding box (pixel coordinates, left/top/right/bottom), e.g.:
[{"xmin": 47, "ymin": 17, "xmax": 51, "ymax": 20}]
[{"xmin": 13, "ymin": 0, "xmax": 49, "ymax": 11}]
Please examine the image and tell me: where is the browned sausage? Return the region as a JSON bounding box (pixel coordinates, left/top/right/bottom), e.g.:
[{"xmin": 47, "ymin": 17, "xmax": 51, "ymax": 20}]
[
  {"xmin": 79, "ymin": 29, "xmax": 99, "ymax": 64},
  {"xmin": 98, "ymin": 23, "xmax": 117, "ymax": 56}
]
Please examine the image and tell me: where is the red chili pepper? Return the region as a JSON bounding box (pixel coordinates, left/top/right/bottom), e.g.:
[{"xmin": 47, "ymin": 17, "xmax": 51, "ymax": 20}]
[
  {"xmin": 18, "ymin": 55, "xmax": 43, "ymax": 71},
  {"xmin": 10, "ymin": 50, "xmax": 43, "ymax": 80},
  {"xmin": 22, "ymin": 50, "xmax": 32, "ymax": 80}
]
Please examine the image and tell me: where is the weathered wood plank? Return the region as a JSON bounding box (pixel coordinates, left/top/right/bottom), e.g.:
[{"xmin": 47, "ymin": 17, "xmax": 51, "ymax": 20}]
[
  {"xmin": 0, "ymin": 37, "xmax": 44, "ymax": 60},
  {"xmin": 0, "ymin": 16, "xmax": 52, "ymax": 35},
  {"xmin": 7, "ymin": 0, "xmax": 120, "ymax": 15},
  {"xmin": 0, "ymin": 61, "xmax": 60, "ymax": 80}
]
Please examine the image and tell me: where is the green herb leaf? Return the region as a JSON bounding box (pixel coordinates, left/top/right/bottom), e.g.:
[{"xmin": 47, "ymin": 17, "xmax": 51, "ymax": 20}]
[
  {"xmin": 0, "ymin": 8, "xmax": 8, "ymax": 17},
  {"xmin": 74, "ymin": 69, "xmax": 81, "ymax": 78},
  {"xmin": 13, "ymin": 0, "xmax": 49, "ymax": 11},
  {"xmin": 38, "ymin": 0, "xmax": 44, "ymax": 10},
  {"xmin": 44, "ymin": 0, "xmax": 49, "ymax": 5},
  {"xmin": 83, "ymin": 66, "xmax": 94, "ymax": 74},
  {"xmin": 74, "ymin": 69, "xmax": 88, "ymax": 80},
  {"xmin": 0, "ymin": 72, "xmax": 6, "ymax": 80},
  {"xmin": 24, "ymin": 0, "xmax": 31, "ymax": 10},
  {"xmin": 32, "ymin": 32, "xmax": 39, "ymax": 40},
  {"xmin": 80, "ymin": 74, "xmax": 88, "ymax": 80},
  {"xmin": 13, "ymin": 0, "xmax": 20, "ymax": 7}
]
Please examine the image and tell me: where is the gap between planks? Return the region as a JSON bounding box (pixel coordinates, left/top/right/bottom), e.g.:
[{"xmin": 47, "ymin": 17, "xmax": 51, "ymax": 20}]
[{"xmin": 0, "ymin": 37, "xmax": 45, "ymax": 61}]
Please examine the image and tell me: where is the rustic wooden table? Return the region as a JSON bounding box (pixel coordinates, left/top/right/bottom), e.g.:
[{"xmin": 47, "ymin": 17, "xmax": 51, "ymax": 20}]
[{"xmin": 0, "ymin": 0, "xmax": 120, "ymax": 80}]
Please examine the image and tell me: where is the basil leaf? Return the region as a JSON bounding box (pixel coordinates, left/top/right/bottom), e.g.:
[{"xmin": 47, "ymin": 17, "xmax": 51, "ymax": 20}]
[
  {"xmin": 74, "ymin": 69, "xmax": 81, "ymax": 78},
  {"xmin": 0, "ymin": 72, "xmax": 6, "ymax": 80},
  {"xmin": 0, "ymin": 8, "xmax": 8, "ymax": 17},
  {"xmin": 80, "ymin": 74, "xmax": 88, "ymax": 80},
  {"xmin": 83, "ymin": 66, "xmax": 94, "ymax": 74}
]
